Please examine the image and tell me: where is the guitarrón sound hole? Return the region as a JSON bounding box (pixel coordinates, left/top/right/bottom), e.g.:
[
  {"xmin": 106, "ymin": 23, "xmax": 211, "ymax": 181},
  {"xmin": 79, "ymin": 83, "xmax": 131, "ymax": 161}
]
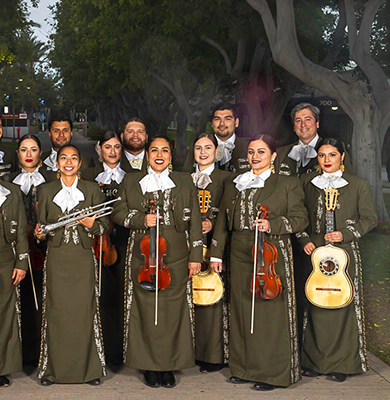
[
  {"xmin": 323, "ymin": 260, "xmax": 335, "ymax": 272},
  {"xmin": 319, "ymin": 257, "xmax": 339, "ymax": 276}
]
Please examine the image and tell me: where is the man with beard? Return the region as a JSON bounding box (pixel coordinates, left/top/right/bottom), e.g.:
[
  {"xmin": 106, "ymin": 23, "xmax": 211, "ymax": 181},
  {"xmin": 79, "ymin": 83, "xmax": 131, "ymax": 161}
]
[
  {"xmin": 0, "ymin": 117, "xmax": 18, "ymax": 179},
  {"xmin": 41, "ymin": 114, "xmax": 95, "ymax": 175},
  {"xmin": 120, "ymin": 118, "xmax": 148, "ymax": 173},
  {"xmin": 182, "ymin": 103, "xmax": 249, "ymax": 173}
]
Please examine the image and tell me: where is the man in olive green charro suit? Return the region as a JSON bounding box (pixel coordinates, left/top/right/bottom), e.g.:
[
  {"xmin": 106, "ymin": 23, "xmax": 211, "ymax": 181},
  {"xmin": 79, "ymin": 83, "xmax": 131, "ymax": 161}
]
[{"xmin": 0, "ymin": 181, "xmax": 29, "ymax": 387}]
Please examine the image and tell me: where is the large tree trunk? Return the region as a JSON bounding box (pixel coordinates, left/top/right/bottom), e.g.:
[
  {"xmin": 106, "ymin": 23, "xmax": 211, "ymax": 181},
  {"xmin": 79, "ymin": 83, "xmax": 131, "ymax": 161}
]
[{"xmin": 175, "ymin": 109, "xmax": 188, "ymax": 162}]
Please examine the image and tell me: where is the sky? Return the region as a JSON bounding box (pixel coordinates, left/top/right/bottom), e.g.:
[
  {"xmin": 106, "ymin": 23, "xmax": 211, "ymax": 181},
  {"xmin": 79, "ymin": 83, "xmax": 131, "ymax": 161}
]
[{"xmin": 28, "ymin": 0, "xmax": 57, "ymax": 45}]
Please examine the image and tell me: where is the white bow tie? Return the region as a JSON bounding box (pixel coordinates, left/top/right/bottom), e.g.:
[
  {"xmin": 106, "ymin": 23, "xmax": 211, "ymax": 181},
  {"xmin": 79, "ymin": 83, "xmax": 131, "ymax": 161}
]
[
  {"xmin": 139, "ymin": 167, "xmax": 176, "ymax": 194},
  {"xmin": 129, "ymin": 158, "xmax": 143, "ymax": 170},
  {"xmin": 288, "ymin": 144, "xmax": 317, "ymax": 167},
  {"xmin": 0, "ymin": 151, "xmax": 4, "ymax": 164},
  {"xmin": 191, "ymin": 172, "xmax": 212, "ymax": 189},
  {"xmin": 13, "ymin": 169, "xmax": 46, "ymax": 195},
  {"xmin": 0, "ymin": 184, "xmax": 11, "ymax": 207},
  {"xmin": 53, "ymin": 176, "xmax": 85, "ymax": 213},
  {"xmin": 215, "ymin": 141, "xmax": 235, "ymax": 166},
  {"xmin": 234, "ymin": 169, "xmax": 271, "ymax": 191},
  {"xmin": 95, "ymin": 163, "xmax": 126, "ymax": 185},
  {"xmin": 43, "ymin": 149, "xmax": 58, "ymax": 171},
  {"xmin": 311, "ymin": 170, "xmax": 349, "ymax": 190}
]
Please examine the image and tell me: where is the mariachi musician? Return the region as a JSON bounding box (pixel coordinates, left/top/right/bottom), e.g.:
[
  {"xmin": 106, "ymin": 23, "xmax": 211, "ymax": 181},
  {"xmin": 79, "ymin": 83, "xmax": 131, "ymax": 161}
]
[
  {"xmin": 34, "ymin": 144, "xmax": 108, "ymax": 386},
  {"xmin": 296, "ymin": 138, "xmax": 377, "ymax": 382},
  {"xmin": 112, "ymin": 135, "xmax": 202, "ymax": 389},
  {"xmin": 210, "ymin": 134, "xmax": 308, "ymax": 391},
  {"xmin": 84, "ymin": 130, "xmax": 127, "ymax": 365},
  {"xmin": 191, "ymin": 132, "xmax": 232, "ymax": 372},
  {"xmin": 0, "ymin": 180, "xmax": 29, "ymax": 388}
]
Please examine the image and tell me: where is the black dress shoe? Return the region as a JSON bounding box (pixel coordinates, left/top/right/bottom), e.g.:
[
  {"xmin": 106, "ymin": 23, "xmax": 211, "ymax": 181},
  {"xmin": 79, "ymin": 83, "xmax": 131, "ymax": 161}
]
[
  {"xmin": 160, "ymin": 371, "xmax": 176, "ymax": 388},
  {"xmin": 87, "ymin": 378, "xmax": 101, "ymax": 386},
  {"xmin": 302, "ymin": 367, "xmax": 321, "ymax": 377},
  {"xmin": 329, "ymin": 372, "xmax": 347, "ymax": 382},
  {"xmin": 0, "ymin": 376, "xmax": 10, "ymax": 387},
  {"xmin": 143, "ymin": 371, "xmax": 161, "ymax": 388},
  {"xmin": 253, "ymin": 382, "xmax": 276, "ymax": 391},
  {"xmin": 199, "ymin": 362, "xmax": 224, "ymax": 373},
  {"xmin": 40, "ymin": 378, "xmax": 54, "ymax": 386},
  {"xmin": 228, "ymin": 376, "xmax": 250, "ymax": 384}
]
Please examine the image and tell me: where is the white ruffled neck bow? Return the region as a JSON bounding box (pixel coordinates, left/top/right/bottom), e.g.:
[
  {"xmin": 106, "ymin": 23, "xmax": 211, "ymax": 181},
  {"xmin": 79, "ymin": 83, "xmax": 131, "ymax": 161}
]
[
  {"xmin": 311, "ymin": 169, "xmax": 349, "ymax": 190},
  {"xmin": 95, "ymin": 162, "xmax": 126, "ymax": 185},
  {"xmin": 233, "ymin": 168, "xmax": 271, "ymax": 191},
  {"xmin": 53, "ymin": 176, "xmax": 85, "ymax": 213},
  {"xmin": 43, "ymin": 148, "xmax": 58, "ymax": 171},
  {"xmin": 0, "ymin": 184, "xmax": 11, "ymax": 207},
  {"xmin": 139, "ymin": 166, "xmax": 176, "ymax": 194},
  {"xmin": 13, "ymin": 168, "xmax": 46, "ymax": 195}
]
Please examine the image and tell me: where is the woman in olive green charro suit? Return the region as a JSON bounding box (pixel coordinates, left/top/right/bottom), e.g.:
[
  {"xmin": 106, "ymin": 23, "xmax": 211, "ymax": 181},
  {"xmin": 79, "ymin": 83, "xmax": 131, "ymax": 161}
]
[
  {"xmin": 35, "ymin": 144, "xmax": 108, "ymax": 386},
  {"xmin": 210, "ymin": 134, "xmax": 308, "ymax": 391},
  {"xmin": 296, "ymin": 138, "xmax": 377, "ymax": 382},
  {"xmin": 191, "ymin": 132, "xmax": 232, "ymax": 372},
  {"xmin": 0, "ymin": 181, "xmax": 29, "ymax": 388},
  {"xmin": 112, "ymin": 135, "xmax": 203, "ymax": 389}
]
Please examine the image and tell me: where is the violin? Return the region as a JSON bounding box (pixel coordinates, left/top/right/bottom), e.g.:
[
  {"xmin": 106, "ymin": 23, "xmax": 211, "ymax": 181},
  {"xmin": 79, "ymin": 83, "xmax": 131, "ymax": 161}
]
[
  {"xmin": 138, "ymin": 199, "xmax": 171, "ymax": 292},
  {"xmin": 94, "ymin": 221, "xmax": 118, "ymax": 267},
  {"xmin": 250, "ymin": 204, "xmax": 282, "ymax": 333}
]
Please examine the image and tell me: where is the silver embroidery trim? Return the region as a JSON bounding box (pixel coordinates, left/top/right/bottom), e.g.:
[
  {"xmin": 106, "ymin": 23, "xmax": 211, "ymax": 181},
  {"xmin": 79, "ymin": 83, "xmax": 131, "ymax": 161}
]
[
  {"xmin": 10, "ymin": 220, "xmax": 17, "ymax": 234},
  {"xmin": 192, "ymin": 240, "xmax": 203, "ymax": 248},
  {"xmin": 186, "ymin": 280, "xmax": 195, "ymax": 350},
  {"xmin": 38, "ymin": 250, "xmax": 49, "ymax": 378},
  {"xmin": 123, "ymin": 231, "xmax": 136, "ymax": 361},
  {"xmin": 279, "ymin": 239, "xmax": 300, "ymax": 384},
  {"xmin": 315, "ymin": 195, "xmax": 324, "ymax": 234},
  {"xmin": 248, "ymin": 189, "xmax": 257, "ymax": 230},
  {"xmin": 346, "ymin": 219, "xmax": 356, "ymax": 225},
  {"xmin": 71, "ymin": 227, "xmax": 80, "ymax": 245},
  {"xmin": 295, "ymin": 231, "xmax": 309, "ymax": 239},
  {"xmin": 282, "ymin": 216, "xmax": 293, "ymax": 233},
  {"xmin": 211, "ymin": 239, "xmax": 218, "ymax": 247},
  {"xmin": 124, "ymin": 209, "xmax": 139, "ymax": 228},
  {"xmin": 15, "ymin": 284, "xmax": 22, "ymax": 343},
  {"xmin": 222, "ymin": 297, "xmax": 229, "ymax": 364},
  {"xmin": 346, "ymin": 225, "xmax": 361, "ymax": 239},
  {"xmin": 351, "ymin": 241, "xmax": 368, "ymax": 372},
  {"xmin": 184, "ymin": 230, "xmax": 190, "ymax": 251},
  {"xmin": 163, "ymin": 189, "xmax": 171, "ymax": 226},
  {"xmin": 18, "ymin": 252, "xmax": 29, "ymax": 261},
  {"xmin": 279, "ymin": 170, "xmax": 291, "ymax": 176},
  {"xmin": 183, "ymin": 207, "xmax": 191, "ymax": 222},
  {"xmin": 209, "ymin": 207, "xmax": 220, "ymax": 220},
  {"xmin": 239, "ymin": 191, "xmax": 246, "ymax": 230}
]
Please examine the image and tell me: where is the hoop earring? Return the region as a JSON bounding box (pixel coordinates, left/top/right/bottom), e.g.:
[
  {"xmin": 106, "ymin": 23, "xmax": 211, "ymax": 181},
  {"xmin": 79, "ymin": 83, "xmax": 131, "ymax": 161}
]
[
  {"xmin": 38, "ymin": 160, "xmax": 43, "ymax": 168},
  {"xmin": 168, "ymin": 163, "xmax": 173, "ymax": 173},
  {"xmin": 56, "ymin": 171, "xmax": 60, "ymax": 179},
  {"xmin": 270, "ymin": 159, "xmax": 275, "ymax": 174},
  {"xmin": 78, "ymin": 171, "xmax": 81, "ymax": 179},
  {"xmin": 98, "ymin": 155, "xmax": 103, "ymax": 163},
  {"xmin": 316, "ymin": 165, "xmax": 322, "ymax": 174},
  {"xmin": 340, "ymin": 160, "xmax": 345, "ymax": 172}
]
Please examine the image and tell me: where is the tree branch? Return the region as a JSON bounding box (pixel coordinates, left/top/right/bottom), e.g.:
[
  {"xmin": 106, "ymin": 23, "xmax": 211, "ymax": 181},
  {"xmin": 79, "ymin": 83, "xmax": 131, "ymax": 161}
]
[
  {"xmin": 246, "ymin": 0, "xmax": 277, "ymax": 46},
  {"xmin": 201, "ymin": 36, "xmax": 233, "ymax": 74},
  {"xmin": 232, "ymin": 39, "xmax": 246, "ymax": 75}
]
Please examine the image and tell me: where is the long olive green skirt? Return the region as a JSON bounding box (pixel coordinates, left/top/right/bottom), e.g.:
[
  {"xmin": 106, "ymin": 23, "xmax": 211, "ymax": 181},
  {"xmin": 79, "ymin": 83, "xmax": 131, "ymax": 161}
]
[
  {"xmin": 0, "ymin": 261, "xmax": 22, "ymax": 376},
  {"xmin": 302, "ymin": 241, "xmax": 367, "ymax": 375},
  {"xmin": 124, "ymin": 226, "xmax": 195, "ymax": 371},
  {"xmin": 229, "ymin": 231, "xmax": 300, "ymax": 387},
  {"xmin": 38, "ymin": 241, "xmax": 106, "ymax": 383}
]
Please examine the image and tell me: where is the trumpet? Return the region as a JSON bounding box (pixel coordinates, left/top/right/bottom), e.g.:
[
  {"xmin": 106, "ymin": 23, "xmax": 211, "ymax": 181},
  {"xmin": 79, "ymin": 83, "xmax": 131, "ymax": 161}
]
[{"xmin": 40, "ymin": 197, "xmax": 121, "ymax": 234}]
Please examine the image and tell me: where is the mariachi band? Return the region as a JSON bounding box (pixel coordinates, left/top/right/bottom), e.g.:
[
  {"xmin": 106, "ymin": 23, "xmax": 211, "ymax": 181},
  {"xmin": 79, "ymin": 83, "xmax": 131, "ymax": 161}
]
[{"xmin": 0, "ymin": 103, "xmax": 378, "ymax": 390}]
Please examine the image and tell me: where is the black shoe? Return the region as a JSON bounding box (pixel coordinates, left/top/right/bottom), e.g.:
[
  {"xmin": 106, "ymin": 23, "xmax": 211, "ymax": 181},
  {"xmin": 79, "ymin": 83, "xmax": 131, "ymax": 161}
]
[
  {"xmin": 199, "ymin": 362, "xmax": 224, "ymax": 373},
  {"xmin": 228, "ymin": 376, "xmax": 250, "ymax": 384},
  {"xmin": 329, "ymin": 372, "xmax": 347, "ymax": 382},
  {"xmin": 0, "ymin": 376, "xmax": 10, "ymax": 387},
  {"xmin": 302, "ymin": 367, "xmax": 321, "ymax": 377},
  {"xmin": 253, "ymin": 382, "xmax": 276, "ymax": 391},
  {"xmin": 160, "ymin": 371, "xmax": 176, "ymax": 388},
  {"xmin": 87, "ymin": 378, "xmax": 101, "ymax": 386},
  {"xmin": 40, "ymin": 378, "xmax": 54, "ymax": 386},
  {"xmin": 143, "ymin": 371, "xmax": 161, "ymax": 388}
]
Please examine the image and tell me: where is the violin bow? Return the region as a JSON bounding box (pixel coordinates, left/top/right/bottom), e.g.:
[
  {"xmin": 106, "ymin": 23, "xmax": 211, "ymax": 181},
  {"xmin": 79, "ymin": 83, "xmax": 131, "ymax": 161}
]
[
  {"xmin": 27, "ymin": 255, "xmax": 39, "ymax": 311},
  {"xmin": 155, "ymin": 205, "xmax": 160, "ymax": 326},
  {"xmin": 99, "ymin": 236, "xmax": 103, "ymax": 297},
  {"xmin": 250, "ymin": 210, "xmax": 260, "ymax": 334}
]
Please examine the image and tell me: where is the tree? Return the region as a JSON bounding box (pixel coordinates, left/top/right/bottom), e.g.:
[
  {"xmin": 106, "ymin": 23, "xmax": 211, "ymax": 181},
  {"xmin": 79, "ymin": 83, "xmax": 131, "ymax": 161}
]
[{"xmin": 246, "ymin": 0, "xmax": 390, "ymax": 221}]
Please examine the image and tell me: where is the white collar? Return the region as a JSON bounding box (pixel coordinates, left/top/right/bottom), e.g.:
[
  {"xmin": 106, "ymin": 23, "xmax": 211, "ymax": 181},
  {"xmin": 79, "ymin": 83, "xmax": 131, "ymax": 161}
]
[
  {"xmin": 124, "ymin": 149, "xmax": 145, "ymax": 161},
  {"xmin": 216, "ymin": 133, "xmax": 236, "ymax": 146},
  {"xmin": 53, "ymin": 176, "xmax": 85, "ymax": 213},
  {"xmin": 311, "ymin": 169, "xmax": 349, "ymax": 190},
  {"xmin": 0, "ymin": 184, "xmax": 11, "ymax": 207},
  {"xmin": 12, "ymin": 167, "xmax": 46, "ymax": 195},
  {"xmin": 139, "ymin": 166, "xmax": 176, "ymax": 194},
  {"xmin": 299, "ymin": 134, "xmax": 319, "ymax": 148},
  {"xmin": 95, "ymin": 162, "xmax": 126, "ymax": 184},
  {"xmin": 0, "ymin": 150, "xmax": 4, "ymax": 163},
  {"xmin": 195, "ymin": 163, "xmax": 215, "ymax": 176},
  {"xmin": 43, "ymin": 147, "xmax": 59, "ymax": 171},
  {"xmin": 233, "ymin": 168, "xmax": 272, "ymax": 191}
]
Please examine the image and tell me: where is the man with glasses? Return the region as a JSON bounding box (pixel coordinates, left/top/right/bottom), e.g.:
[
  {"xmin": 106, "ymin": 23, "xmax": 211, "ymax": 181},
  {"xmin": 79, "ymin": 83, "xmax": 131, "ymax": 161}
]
[{"xmin": 42, "ymin": 114, "xmax": 95, "ymax": 174}]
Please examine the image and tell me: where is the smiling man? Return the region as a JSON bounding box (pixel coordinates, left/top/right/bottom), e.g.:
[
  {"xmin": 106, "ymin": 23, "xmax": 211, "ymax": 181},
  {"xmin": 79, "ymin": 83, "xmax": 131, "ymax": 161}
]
[
  {"xmin": 41, "ymin": 113, "xmax": 95, "ymax": 174},
  {"xmin": 120, "ymin": 118, "xmax": 148, "ymax": 173},
  {"xmin": 182, "ymin": 103, "xmax": 249, "ymax": 173}
]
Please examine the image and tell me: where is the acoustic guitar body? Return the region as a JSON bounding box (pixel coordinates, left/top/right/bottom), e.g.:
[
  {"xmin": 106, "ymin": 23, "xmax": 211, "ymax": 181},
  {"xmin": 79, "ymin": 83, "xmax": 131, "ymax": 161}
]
[
  {"xmin": 192, "ymin": 268, "xmax": 224, "ymax": 306},
  {"xmin": 306, "ymin": 244, "xmax": 354, "ymax": 309}
]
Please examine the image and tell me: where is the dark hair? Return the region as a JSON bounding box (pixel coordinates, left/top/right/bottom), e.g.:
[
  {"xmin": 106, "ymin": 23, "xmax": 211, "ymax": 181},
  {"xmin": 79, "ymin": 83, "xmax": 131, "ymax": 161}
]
[
  {"xmin": 317, "ymin": 138, "xmax": 345, "ymax": 156},
  {"xmin": 122, "ymin": 117, "xmax": 146, "ymax": 133},
  {"xmin": 17, "ymin": 134, "xmax": 42, "ymax": 150},
  {"xmin": 99, "ymin": 130, "xmax": 122, "ymax": 147},
  {"xmin": 146, "ymin": 135, "xmax": 173, "ymax": 153},
  {"xmin": 48, "ymin": 113, "xmax": 73, "ymax": 131},
  {"xmin": 290, "ymin": 103, "xmax": 320, "ymax": 124},
  {"xmin": 248, "ymin": 134, "xmax": 277, "ymax": 153},
  {"xmin": 212, "ymin": 102, "xmax": 237, "ymax": 119},
  {"xmin": 193, "ymin": 132, "xmax": 218, "ymax": 148},
  {"xmin": 56, "ymin": 144, "xmax": 81, "ymax": 161}
]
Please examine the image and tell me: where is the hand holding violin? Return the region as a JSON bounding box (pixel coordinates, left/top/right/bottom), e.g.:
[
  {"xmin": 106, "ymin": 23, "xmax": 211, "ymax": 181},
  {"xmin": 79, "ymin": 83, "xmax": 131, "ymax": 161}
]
[
  {"xmin": 253, "ymin": 218, "xmax": 270, "ymax": 232},
  {"xmin": 145, "ymin": 214, "xmax": 163, "ymax": 228}
]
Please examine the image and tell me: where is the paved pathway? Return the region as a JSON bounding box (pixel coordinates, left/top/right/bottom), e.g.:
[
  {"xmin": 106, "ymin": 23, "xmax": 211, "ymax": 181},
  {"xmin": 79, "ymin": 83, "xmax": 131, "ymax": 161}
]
[{"xmin": 2, "ymin": 352, "xmax": 390, "ymax": 399}]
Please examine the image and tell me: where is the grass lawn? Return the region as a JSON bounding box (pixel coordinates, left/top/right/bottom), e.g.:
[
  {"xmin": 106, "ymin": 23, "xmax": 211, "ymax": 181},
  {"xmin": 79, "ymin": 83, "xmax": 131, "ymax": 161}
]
[{"xmin": 360, "ymin": 192, "xmax": 390, "ymax": 365}]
